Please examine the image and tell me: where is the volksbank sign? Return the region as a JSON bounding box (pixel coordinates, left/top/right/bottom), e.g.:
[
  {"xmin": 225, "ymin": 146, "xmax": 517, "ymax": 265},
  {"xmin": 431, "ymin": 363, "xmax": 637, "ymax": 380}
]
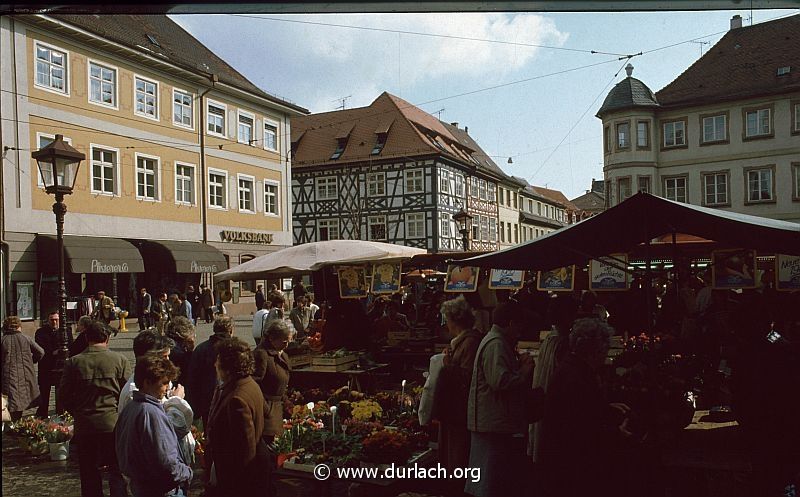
[{"xmin": 220, "ymin": 230, "xmax": 274, "ymax": 245}]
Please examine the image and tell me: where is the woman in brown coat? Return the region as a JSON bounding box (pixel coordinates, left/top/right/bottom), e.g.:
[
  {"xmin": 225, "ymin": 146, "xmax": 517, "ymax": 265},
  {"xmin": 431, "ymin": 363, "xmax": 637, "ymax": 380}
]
[
  {"xmin": 2, "ymin": 316, "xmax": 44, "ymax": 421},
  {"xmin": 206, "ymin": 337, "xmax": 269, "ymax": 496},
  {"xmin": 253, "ymin": 320, "xmax": 292, "ymax": 440}
]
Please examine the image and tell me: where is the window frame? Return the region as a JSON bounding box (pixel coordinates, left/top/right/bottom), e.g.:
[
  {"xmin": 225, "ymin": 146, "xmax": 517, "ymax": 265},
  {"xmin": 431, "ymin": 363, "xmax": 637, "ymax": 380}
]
[
  {"xmin": 237, "ymin": 110, "xmax": 255, "ymax": 146},
  {"xmin": 488, "ymin": 217, "xmax": 497, "ymax": 242},
  {"xmin": 699, "ymin": 111, "xmax": 729, "ymax": 145},
  {"xmin": 405, "ymin": 169, "xmax": 424, "ymax": 193},
  {"xmin": 33, "ymin": 41, "xmax": 69, "ymax": 96},
  {"xmin": 87, "ymin": 59, "xmax": 118, "ymax": 110},
  {"xmin": 479, "ymin": 179, "xmax": 487, "ymax": 201},
  {"xmin": 439, "ymin": 169, "xmax": 450, "ymax": 195},
  {"xmin": 317, "ymin": 219, "xmax": 340, "ymax": 241},
  {"xmin": 237, "ymin": 173, "xmax": 256, "ymax": 214},
  {"xmin": 263, "ymin": 179, "xmax": 280, "ymax": 217},
  {"xmin": 792, "ymin": 162, "xmax": 800, "ymax": 201},
  {"xmin": 35, "ymin": 133, "xmax": 72, "ymax": 188},
  {"xmin": 701, "ymin": 170, "xmax": 730, "ymax": 207},
  {"xmin": 315, "ymin": 176, "xmax": 338, "ymax": 201},
  {"xmin": 661, "ymin": 117, "xmax": 688, "ymax": 150},
  {"xmin": 133, "ymin": 74, "xmax": 159, "ymax": 121},
  {"xmin": 207, "ymin": 168, "xmax": 229, "ymax": 210},
  {"xmin": 89, "ymin": 143, "xmax": 120, "ymax": 197},
  {"xmin": 368, "ymin": 215, "xmax": 387, "ymax": 241},
  {"xmin": 455, "ymin": 173, "xmax": 465, "ymax": 197},
  {"xmin": 637, "ymin": 175, "xmax": 651, "ymax": 194},
  {"xmin": 499, "ymin": 221, "xmax": 505, "ymax": 243},
  {"xmin": 263, "ymin": 118, "xmax": 279, "ymax": 152},
  {"xmin": 616, "ymin": 120, "xmax": 631, "ymax": 150},
  {"xmin": 742, "ymin": 105, "xmax": 774, "ymax": 140},
  {"xmin": 603, "ymin": 125, "xmax": 611, "ymax": 154},
  {"xmin": 636, "ymin": 120, "xmax": 650, "ymax": 150},
  {"xmin": 134, "ymin": 152, "xmax": 161, "ymax": 202},
  {"xmin": 616, "ymin": 176, "xmax": 632, "ymax": 204},
  {"xmin": 172, "ymin": 88, "xmax": 194, "ymax": 130},
  {"xmin": 367, "ymin": 171, "xmax": 386, "ymax": 197},
  {"xmin": 174, "ymin": 161, "xmax": 196, "ymax": 206},
  {"xmin": 405, "ymin": 212, "xmax": 425, "ymax": 239},
  {"xmin": 791, "ymin": 100, "xmax": 800, "ymax": 136},
  {"xmin": 743, "ymin": 165, "xmax": 776, "ymax": 204},
  {"xmin": 662, "ymin": 175, "xmax": 688, "ymax": 203},
  {"xmin": 206, "ymin": 99, "xmax": 227, "ymax": 138}
]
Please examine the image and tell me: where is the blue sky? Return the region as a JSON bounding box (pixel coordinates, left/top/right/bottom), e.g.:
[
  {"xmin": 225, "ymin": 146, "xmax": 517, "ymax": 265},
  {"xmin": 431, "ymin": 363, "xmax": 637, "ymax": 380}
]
[{"xmin": 172, "ymin": 8, "xmax": 797, "ymax": 199}]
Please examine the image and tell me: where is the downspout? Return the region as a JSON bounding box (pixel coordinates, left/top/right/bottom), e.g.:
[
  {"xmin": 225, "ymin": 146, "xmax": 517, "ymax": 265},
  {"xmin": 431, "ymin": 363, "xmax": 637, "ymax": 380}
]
[{"xmin": 198, "ymin": 74, "xmax": 217, "ymax": 245}]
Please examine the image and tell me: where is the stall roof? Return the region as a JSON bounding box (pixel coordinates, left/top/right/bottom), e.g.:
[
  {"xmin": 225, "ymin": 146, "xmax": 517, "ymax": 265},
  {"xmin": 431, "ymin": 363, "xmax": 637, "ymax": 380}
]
[
  {"xmin": 464, "ymin": 192, "xmax": 800, "ymax": 270},
  {"xmin": 405, "ymin": 251, "xmax": 491, "ymax": 269},
  {"xmin": 37, "ymin": 235, "xmax": 145, "ymax": 274}
]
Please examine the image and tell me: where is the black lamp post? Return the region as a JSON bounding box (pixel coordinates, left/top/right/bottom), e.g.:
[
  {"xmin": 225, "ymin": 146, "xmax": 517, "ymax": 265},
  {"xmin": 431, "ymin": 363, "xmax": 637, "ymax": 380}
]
[
  {"xmin": 33, "ymin": 134, "xmax": 84, "ymax": 377},
  {"xmin": 452, "ymin": 208, "xmax": 473, "ymax": 252}
]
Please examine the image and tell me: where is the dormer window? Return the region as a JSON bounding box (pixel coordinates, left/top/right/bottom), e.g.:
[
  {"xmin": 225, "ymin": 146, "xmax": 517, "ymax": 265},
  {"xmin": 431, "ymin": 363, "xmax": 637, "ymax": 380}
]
[
  {"xmin": 331, "ymin": 138, "xmax": 347, "ymax": 160},
  {"xmin": 371, "ymin": 133, "xmax": 387, "ymax": 155}
]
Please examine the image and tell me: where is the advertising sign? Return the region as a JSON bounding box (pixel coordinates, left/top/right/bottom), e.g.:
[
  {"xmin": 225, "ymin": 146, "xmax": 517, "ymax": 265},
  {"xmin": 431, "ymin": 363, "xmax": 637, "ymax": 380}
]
[
  {"xmin": 371, "ymin": 263, "xmax": 402, "ymax": 294},
  {"xmin": 536, "ymin": 266, "xmax": 576, "ymax": 291},
  {"xmin": 444, "ymin": 265, "xmax": 480, "ymax": 293},
  {"xmin": 338, "ymin": 266, "xmax": 368, "ymax": 299},
  {"xmin": 488, "ymin": 269, "xmax": 526, "ymax": 290},
  {"xmin": 590, "ymin": 255, "xmax": 629, "ymax": 291},
  {"xmin": 775, "ymin": 254, "xmax": 800, "ymax": 291},
  {"xmin": 711, "ymin": 249, "xmax": 757, "ymax": 289}
]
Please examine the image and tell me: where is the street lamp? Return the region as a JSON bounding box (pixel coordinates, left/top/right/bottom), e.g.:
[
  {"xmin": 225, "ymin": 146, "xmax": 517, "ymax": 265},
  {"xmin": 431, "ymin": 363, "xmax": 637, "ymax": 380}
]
[
  {"xmin": 33, "ymin": 134, "xmax": 84, "ymax": 379},
  {"xmin": 452, "ymin": 208, "xmax": 473, "ymax": 252}
]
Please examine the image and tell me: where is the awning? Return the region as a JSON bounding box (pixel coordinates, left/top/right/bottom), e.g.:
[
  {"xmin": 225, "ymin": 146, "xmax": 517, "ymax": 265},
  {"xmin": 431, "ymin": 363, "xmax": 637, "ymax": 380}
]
[
  {"xmin": 37, "ymin": 235, "xmax": 145, "ymax": 274},
  {"xmin": 135, "ymin": 240, "xmax": 228, "ymax": 274}
]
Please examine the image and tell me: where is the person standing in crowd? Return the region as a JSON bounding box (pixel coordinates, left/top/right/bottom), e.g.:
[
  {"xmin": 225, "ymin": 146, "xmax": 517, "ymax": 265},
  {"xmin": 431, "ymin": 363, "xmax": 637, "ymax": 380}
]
[
  {"xmin": 465, "ymin": 300, "xmax": 535, "ymax": 497},
  {"xmin": 255, "ymin": 284, "xmax": 266, "ymax": 311},
  {"xmin": 35, "ymin": 310, "xmax": 71, "ymax": 417},
  {"xmin": 171, "ymin": 294, "xmax": 192, "ymax": 322},
  {"xmin": 187, "ymin": 316, "xmax": 234, "ymax": 427},
  {"xmin": 60, "ymin": 321, "xmax": 130, "ymax": 497},
  {"xmin": 152, "ymin": 293, "xmax": 170, "ymax": 334},
  {"xmin": 2, "ymin": 316, "xmax": 44, "ymax": 421},
  {"xmin": 538, "ymin": 318, "xmax": 632, "ymax": 497},
  {"xmin": 289, "ymin": 296, "xmax": 313, "ymax": 339},
  {"xmin": 292, "ymin": 278, "xmax": 307, "ymax": 305},
  {"xmin": 93, "ymin": 290, "xmax": 115, "ymax": 326},
  {"xmin": 267, "ymin": 284, "xmax": 282, "ymax": 303},
  {"xmin": 166, "ymin": 317, "xmax": 195, "ymax": 388},
  {"xmin": 116, "ymin": 354, "xmax": 193, "ymax": 497},
  {"xmin": 200, "ymin": 285, "xmax": 214, "ymax": 323},
  {"xmin": 69, "ymin": 315, "xmax": 93, "ymax": 357},
  {"xmin": 119, "ymin": 331, "xmax": 174, "ymax": 413},
  {"xmin": 253, "ymin": 320, "xmax": 292, "ymax": 497},
  {"xmin": 137, "ymin": 288, "xmax": 152, "ymax": 331},
  {"xmin": 186, "ymin": 285, "xmax": 201, "ymax": 326},
  {"xmin": 206, "ymin": 337, "xmax": 269, "ymax": 495},
  {"xmin": 252, "ymin": 301, "xmax": 271, "ymax": 345},
  {"xmin": 307, "ymin": 294, "xmax": 320, "ymax": 319}
]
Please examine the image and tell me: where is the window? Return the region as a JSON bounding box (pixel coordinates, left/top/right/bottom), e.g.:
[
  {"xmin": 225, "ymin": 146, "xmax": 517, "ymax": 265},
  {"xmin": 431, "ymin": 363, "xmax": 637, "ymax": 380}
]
[
  {"xmin": 512, "ymin": 192, "xmax": 518, "ymax": 209},
  {"xmin": 527, "ymin": 199, "xmax": 533, "ymax": 213},
  {"xmin": 264, "ymin": 121, "xmax": 278, "ymax": 151},
  {"xmin": 208, "ymin": 170, "xmax": 227, "ymax": 209},
  {"xmin": 702, "ymin": 114, "xmax": 727, "ymax": 143},
  {"xmin": 746, "ymin": 167, "xmax": 774, "ymax": 202},
  {"xmin": 330, "ymin": 138, "xmax": 347, "ymax": 160},
  {"xmin": 472, "ymin": 216, "xmax": 480, "ymax": 241},
  {"xmin": 604, "ymin": 126, "xmax": 611, "ymax": 153},
  {"xmin": 498, "ymin": 188, "xmax": 505, "ymax": 205},
  {"xmin": 134, "ymin": 76, "xmax": 158, "ymax": 119},
  {"xmin": 441, "ymin": 215, "xmax": 452, "ymax": 239},
  {"xmin": 793, "ymin": 103, "xmax": 800, "ymax": 134},
  {"xmin": 316, "ymin": 177, "xmax": 338, "ymax": 200},
  {"xmin": 238, "ymin": 175, "xmax": 255, "ymax": 212},
  {"xmin": 637, "ymin": 176, "xmax": 651, "ymax": 194},
  {"xmin": 35, "ymin": 42, "xmax": 67, "ymax": 94},
  {"xmin": 406, "ymin": 213, "xmax": 425, "ymax": 239},
  {"xmin": 90, "ymin": 146, "xmax": 118, "ymax": 195},
  {"xmin": 238, "ymin": 112, "xmax": 254, "ymax": 145},
  {"xmin": 318, "ymin": 219, "xmax": 340, "ymax": 241},
  {"xmin": 371, "ymin": 133, "xmax": 388, "ymax": 155},
  {"xmin": 367, "ymin": 172, "xmax": 386, "ymax": 196},
  {"xmin": 175, "ymin": 162, "xmax": 195, "ymax": 205},
  {"xmin": 135, "ymin": 154, "xmax": 159, "ymax": 200},
  {"xmin": 663, "ymin": 120, "xmax": 686, "ymax": 147},
  {"xmin": 264, "ymin": 180, "xmax": 279, "ymax": 216},
  {"xmin": 703, "ymin": 172, "xmax": 728, "ymax": 206},
  {"xmin": 537, "ymin": 202, "xmax": 542, "ymax": 215},
  {"xmin": 36, "ymin": 133, "xmax": 72, "ymax": 187},
  {"xmin": 439, "ymin": 170, "xmax": 450, "ymax": 194},
  {"xmin": 480, "ymin": 216, "xmax": 489, "ymax": 241},
  {"xmin": 637, "ymin": 121, "xmax": 649, "ymax": 148},
  {"xmin": 369, "ymin": 215, "xmax": 387, "ymax": 240},
  {"xmin": 173, "ymin": 89, "xmax": 193, "ymax": 128},
  {"xmin": 455, "ymin": 174, "xmax": 464, "ymax": 197},
  {"xmin": 744, "ymin": 108, "xmax": 771, "ymax": 138},
  {"xmin": 793, "ymin": 163, "xmax": 800, "ymax": 200},
  {"xmin": 489, "ymin": 218, "xmax": 497, "ymax": 242},
  {"xmin": 616, "ymin": 122, "xmax": 630, "ymax": 148},
  {"xmin": 207, "ymin": 101, "xmax": 226, "ymax": 137},
  {"xmin": 405, "ymin": 169, "xmax": 424, "ymax": 193},
  {"xmin": 88, "ymin": 61, "xmax": 116, "ymax": 107},
  {"xmin": 663, "ymin": 176, "xmax": 687, "ymax": 203},
  {"xmin": 507, "ymin": 223, "xmax": 512, "ymax": 244},
  {"xmin": 604, "ymin": 180, "xmax": 611, "ymax": 208},
  {"xmin": 479, "ymin": 179, "xmax": 487, "ymax": 200},
  {"xmin": 488, "ymin": 182, "xmax": 496, "ymax": 202},
  {"xmin": 513, "ymin": 224, "xmax": 519, "ymax": 244},
  {"xmin": 500, "ymin": 221, "xmax": 505, "ymax": 243},
  {"xmin": 617, "ymin": 177, "xmax": 632, "ymax": 203}
]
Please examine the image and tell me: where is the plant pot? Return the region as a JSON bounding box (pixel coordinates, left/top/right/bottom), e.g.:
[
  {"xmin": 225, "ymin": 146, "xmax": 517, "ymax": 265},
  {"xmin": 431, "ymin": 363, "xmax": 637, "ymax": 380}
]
[
  {"xmin": 30, "ymin": 440, "xmax": 49, "ymax": 455},
  {"xmin": 49, "ymin": 441, "xmax": 69, "ymax": 461}
]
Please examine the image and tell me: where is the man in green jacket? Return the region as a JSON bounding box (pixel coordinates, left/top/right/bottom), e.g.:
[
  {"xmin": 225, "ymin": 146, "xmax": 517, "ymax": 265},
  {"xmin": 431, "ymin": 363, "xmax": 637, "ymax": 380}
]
[{"xmin": 61, "ymin": 321, "xmax": 130, "ymax": 497}]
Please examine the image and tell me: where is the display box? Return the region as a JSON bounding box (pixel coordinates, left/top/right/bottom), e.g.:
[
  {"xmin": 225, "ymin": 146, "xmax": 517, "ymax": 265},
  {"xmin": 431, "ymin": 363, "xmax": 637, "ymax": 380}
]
[
  {"xmin": 288, "ymin": 354, "xmax": 312, "ymax": 369},
  {"xmin": 311, "ymin": 353, "xmax": 359, "ymax": 367}
]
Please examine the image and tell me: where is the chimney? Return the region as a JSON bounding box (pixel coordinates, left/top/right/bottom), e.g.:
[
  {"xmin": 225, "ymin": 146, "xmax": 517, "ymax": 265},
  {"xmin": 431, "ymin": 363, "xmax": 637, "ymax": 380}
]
[
  {"xmin": 450, "ymin": 122, "xmax": 459, "ymax": 128},
  {"xmin": 730, "ymin": 15, "xmax": 742, "ymax": 30},
  {"xmin": 464, "ymin": 126, "xmax": 468, "ymax": 133}
]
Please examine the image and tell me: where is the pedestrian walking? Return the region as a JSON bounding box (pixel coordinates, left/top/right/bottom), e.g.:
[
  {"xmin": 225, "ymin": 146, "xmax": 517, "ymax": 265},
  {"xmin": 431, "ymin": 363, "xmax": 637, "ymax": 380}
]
[
  {"xmin": 93, "ymin": 291, "xmax": 115, "ymax": 326},
  {"xmin": 200, "ymin": 285, "xmax": 214, "ymax": 323},
  {"xmin": 35, "ymin": 310, "xmax": 71, "ymax": 417},
  {"xmin": 138, "ymin": 288, "xmax": 152, "ymax": 331},
  {"xmin": 2, "ymin": 316, "xmax": 44, "ymax": 421},
  {"xmin": 186, "ymin": 316, "xmax": 234, "ymax": 427},
  {"xmin": 152, "ymin": 293, "xmax": 170, "ymax": 334},
  {"xmin": 255, "ymin": 285, "xmax": 266, "ymax": 311},
  {"xmin": 185, "ymin": 285, "xmax": 201, "ymax": 325}
]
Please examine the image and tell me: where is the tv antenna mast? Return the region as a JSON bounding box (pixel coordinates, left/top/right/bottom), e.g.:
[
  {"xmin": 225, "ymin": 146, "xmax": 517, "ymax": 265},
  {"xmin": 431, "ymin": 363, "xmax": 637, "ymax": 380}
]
[
  {"xmin": 689, "ymin": 40, "xmax": 710, "ymax": 56},
  {"xmin": 334, "ymin": 95, "xmax": 352, "ymax": 111},
  {"xmin": 433, "ymin": 108, "xmax": 445, "ymax": 120}
]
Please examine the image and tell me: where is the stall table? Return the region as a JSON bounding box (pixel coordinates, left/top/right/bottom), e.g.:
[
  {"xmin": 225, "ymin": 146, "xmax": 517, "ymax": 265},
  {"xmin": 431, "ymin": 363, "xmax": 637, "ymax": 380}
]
[{"xmin": 290, "ymin": 363, "xmax": 389, "ymax": 392}]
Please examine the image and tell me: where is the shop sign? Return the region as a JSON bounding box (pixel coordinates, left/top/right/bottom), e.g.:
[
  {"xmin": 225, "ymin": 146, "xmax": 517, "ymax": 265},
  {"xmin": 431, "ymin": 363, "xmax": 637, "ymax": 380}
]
[
  {"xmin": 488, "ymin": 269, "xmax": 525, "ymax": 290},
  {"xmin": 590, "ymin": 255, "xmax": 628, "ymax": 291},
  {"xmin": 371, "ymin": 263, "xmax": 401, "ymax": 294},
  {"xmin": 711, "ymin": 249, "xmax": 756, "ymax": 289},
  {"xmin": 444, "ymin": 265, "xmax": 479, "ymax": 293},
  {"xmin": 91, "ymin": 259, "xmax": 129, "ymax": 273},
  {"xmin": 190, "ymin": 261, "xmax": 219, "ymax": 273},
  {"xmin": 220, "ymin": 230, "xmax": 273, "ymax": 244},
  {"xmin": 775, "ymin": 254, "xmax": 800, "ymax": 291}
]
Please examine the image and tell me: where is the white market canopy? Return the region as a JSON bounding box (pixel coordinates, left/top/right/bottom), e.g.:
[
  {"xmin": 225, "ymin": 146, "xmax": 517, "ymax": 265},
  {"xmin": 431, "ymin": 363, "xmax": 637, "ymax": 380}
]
[{"xmin": 213, "ymin": 240, "xmax": 426, "ymax": 282}]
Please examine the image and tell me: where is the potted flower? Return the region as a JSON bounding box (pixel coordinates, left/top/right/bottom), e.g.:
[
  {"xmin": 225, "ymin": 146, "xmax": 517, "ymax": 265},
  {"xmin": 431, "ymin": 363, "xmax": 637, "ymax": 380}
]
[
  {"xmin": 350, "ymin": 400, "xmax": 382, "ymax": 422},
  {"xmin": 359, "ymin": 430, "xmax": 412, "ymax": 470}
]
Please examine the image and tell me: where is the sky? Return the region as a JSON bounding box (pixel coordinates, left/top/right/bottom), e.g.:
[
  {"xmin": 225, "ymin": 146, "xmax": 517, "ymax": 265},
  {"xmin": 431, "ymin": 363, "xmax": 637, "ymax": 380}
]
[{"xmin": 172, "ymin": 7, "xmax": 798, "ymax": 200}]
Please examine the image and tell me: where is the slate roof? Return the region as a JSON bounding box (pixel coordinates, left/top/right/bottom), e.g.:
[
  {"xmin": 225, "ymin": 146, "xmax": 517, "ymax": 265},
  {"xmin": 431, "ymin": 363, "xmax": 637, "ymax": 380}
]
[
  {"xmin": 44, "ymin": 14, "xmax": 307, "ymax": 113},
  {"xmin": 656, "ymin": 14, "xmax": 800, "ymax": 107},
  {"xmin": 596, "ymin": 77, "xmax": 659, "ymax": 117},
  {"xmin": 571, "ymin": 191, "xmax": 606, "ymax": 212}
]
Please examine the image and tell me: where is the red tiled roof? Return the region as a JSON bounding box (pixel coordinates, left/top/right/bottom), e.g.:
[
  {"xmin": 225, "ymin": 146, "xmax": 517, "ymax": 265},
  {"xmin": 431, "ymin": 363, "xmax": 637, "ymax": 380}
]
[
  {"xmin": 533, "ymin": 186, "xmax": 577, "ymax": 210},
  {"xmin": 656, "ymin": 14, "xmax": 800, "ymax": 107}
]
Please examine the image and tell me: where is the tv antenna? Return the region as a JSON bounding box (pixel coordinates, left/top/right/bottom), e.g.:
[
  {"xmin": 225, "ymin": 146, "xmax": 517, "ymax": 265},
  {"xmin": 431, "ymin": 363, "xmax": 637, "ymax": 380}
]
[
  {"xmin": 433, "ymin": 108, "xmax": 445, "ymax": 120},
  {"xmin": 689, "ymin": 40, "xmax": 710, "ymax": 56},
  {"xmin": 333, "ymin": 95, "xmax": 352, "ymax": 111}
]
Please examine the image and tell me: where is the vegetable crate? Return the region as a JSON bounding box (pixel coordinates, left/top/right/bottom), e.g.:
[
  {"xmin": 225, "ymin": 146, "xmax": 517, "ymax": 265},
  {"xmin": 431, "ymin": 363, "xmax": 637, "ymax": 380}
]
[
  {"xmin": 288, "ymin": 354, "xmax": 312, "ymax": 369},
  {"xmin": 311, "ymin": 353, "xmax": 359, "ymax": 371}
]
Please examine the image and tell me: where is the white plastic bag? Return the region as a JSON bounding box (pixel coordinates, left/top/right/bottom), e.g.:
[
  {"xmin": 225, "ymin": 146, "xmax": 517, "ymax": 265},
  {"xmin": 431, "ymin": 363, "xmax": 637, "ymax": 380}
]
[{"xmin": 417, "ymin": 353, "xmax": 444, "ymax": 426}]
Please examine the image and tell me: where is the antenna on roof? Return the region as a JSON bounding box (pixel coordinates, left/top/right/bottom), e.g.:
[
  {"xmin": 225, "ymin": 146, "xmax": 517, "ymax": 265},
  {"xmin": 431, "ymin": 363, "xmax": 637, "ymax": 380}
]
[
  {"xmin": 333, "ymin": 95, "xmax": 352, "ymax": 111},
  {"xmin": 689, "ymin": 40, "xmax": 710, "ymax": 56},
  {"xmin": 434, "ymin": 108, "xmax": 445, "ymax": 120}
]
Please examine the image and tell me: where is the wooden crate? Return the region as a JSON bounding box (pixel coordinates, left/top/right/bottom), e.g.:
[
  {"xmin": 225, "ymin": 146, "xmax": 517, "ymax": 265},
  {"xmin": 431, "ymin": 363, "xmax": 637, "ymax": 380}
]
[
  {"xmin": 288, "ymin": 354, "xmax": 311, "ymax": 369},
  {"xmin": 387, "ymin": 331, "xmax": 411, "ymax": 345},
  {"xmin": 311, "ymin": 353, "xmax": 358, "ymax": 367},
  {"xmin": 312, "ymin": 360, "xmax": 358, "ymax": 372}
]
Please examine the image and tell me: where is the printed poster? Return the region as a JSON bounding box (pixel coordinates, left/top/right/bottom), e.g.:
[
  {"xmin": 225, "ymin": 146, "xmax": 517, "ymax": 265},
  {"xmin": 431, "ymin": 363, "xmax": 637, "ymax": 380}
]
[
  {"xmin": 711, "ymin": 249, "xmax": 757, "ymax": 289},
  {"xmin": 338, "ymin": 265, "xmax": 368, "ymax": 299},
  {"xmin": 590, "ymin": 255, "xmax": 629, "ymax": 291},
  {"xmin": 537, "ymin": 266, "xmax": 575, "ymax": 292},
  {"xmin": 488, "ymin": 269, "xmax": 526, "ymax": 290},
  {"xmin": 371, "ymin": 262, "xmax": 402, "ymax": 294},
  {"xmin": 444, "ymin": 265, "xmax": 479, "ymax": 293},
  {"xmin": 775, "ymin": 254, "xmax": 800, "ymax": 291}
]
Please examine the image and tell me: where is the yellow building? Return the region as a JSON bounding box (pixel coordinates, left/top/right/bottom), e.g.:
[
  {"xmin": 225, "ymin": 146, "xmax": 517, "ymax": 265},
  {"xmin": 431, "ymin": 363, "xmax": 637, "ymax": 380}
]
[{"xmin": 0, "ymin": 15, "xmax": 307, "ymax": 324}]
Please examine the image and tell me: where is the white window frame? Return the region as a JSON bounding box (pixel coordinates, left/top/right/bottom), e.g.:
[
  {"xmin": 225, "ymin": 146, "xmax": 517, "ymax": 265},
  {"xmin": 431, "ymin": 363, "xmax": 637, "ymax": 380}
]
[
  {"xmin": 89, "ymin": 144, "xmax": 120, "ymax": 197},
  {"xmin": 367, "ymin": 171, "xmax": 386, "ymax": 197},
  {"xmin": 454, "ymin": 174, "xmax": 464, "ymax": 197},
  {"xmin": 174, "ymin": 161, "xmax": 196, "ymax": 206},
  {"xmin": 87, "ymin": 59, "xmax": 118, "ymax": 109},
  {"xmin": 489, "ymin": 217, "xmax": 497, "ymax": 242},
  {"xmin": 617, "ymin": 122, "xmax": 630, "ymax": 148},
  {"xmin": 702, "ymin": 114, "xmax": 726, "ymax": 143},
  {"xmin": 405, "ymin": 169, "xmax": 424, "ymax": 193},
  {"xmin": 134, "ymin": 152, "xmax": 160, "ymax": 201},
  {"xmin": 368, "ymin": 215, "xmax": 387, "ymax": 241},
  {"xmin": 636, "ymin": 121, "xmax": 649, "ymax": 148},
  {"xmin": 263, "ymin": 179, "xmax": 279, "ymax": 217},
  {"xmin": 317, "ymin": 219, "xmax": 340, "ymax": 241},
  {"xmin": 663, "ymin": 120, "xmax": 686, "ymax": 147},
  {"xmin": 405, "ymin": 213, "xmax": 425, "ymax": 239},
  {"xmin": 488, "ymin": 181, "xmax": 496, "ymax": 202},
  {"xmin": 440, "ymin": 214, "xmax": 452, "ymax": 239},
  {"xmin": 237, "ymin": 110, "xmax": 255, "ymax": 145},
  {"xmin": 133, "ymin": 74, "xmax": 159, "ymax": 121},
  {"xmin": 663, "ymin": 176, "xmax": 688, "ymax": 203},
  {"xmin": 237, "ymin": 173, "xmax": 256, "ymax": 213},
  {"xmin": 172, "ymin": 88, "xmax": 194, "ymax": 130},
  {"xmin": 745, "ymin": 108, "xmax": 771, "ymax": 137},
  {"xmin": 208, "ymin": 168, "xmax": 228, "ymax": 210},
  {"xmin": 746, "ymin": 168, "xmax": 774, "ymax": 202},
  {"xmin": 479, "ymin": 179, "xmax": 487, "ymax": 200},
  {"xmin": 35, "ymin": 133, "xmax": 72, "ymax": 188},
  {"xmin": 703, "ymin": 173, "xmax": 728, "ymax": 206},
  {"xmin": 439, "ymin": 170, "xmax": 450, "ymax": 194},
  {"xmin": 316, "ymin": 176, "xmax": 338, "ymax": 200},
  {"xmin": 34, "ymin": 41, "xmax": 69, "ymax": 96},
  {"xmin": 263, "ymin": 118, "xmax": 279, "ymax": 152},
  {"xmin": 206, "ymin": 99, "xmax": 227, "ymax": 138}
]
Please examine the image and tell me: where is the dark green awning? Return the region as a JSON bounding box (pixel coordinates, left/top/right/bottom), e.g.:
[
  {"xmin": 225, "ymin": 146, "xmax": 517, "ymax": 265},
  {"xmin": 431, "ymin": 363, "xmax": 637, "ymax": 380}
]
[
  {"xmin": 135, "ymin": 240, "xmax": 228, "ymax": 274},
  {"xmin": 37, "ymin": 235, "xmax": 145, "ymax": 274}
]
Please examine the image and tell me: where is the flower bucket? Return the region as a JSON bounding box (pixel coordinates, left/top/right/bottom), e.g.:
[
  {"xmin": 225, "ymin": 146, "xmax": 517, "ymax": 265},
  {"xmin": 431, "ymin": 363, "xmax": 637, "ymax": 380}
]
[
  {"xmin": 49, "ymin": 441, "xmax": 69, "ymax": 461},
  {"xmin": 30, "ymin": 440, "xmax": 49, "ymax": 455},
  {"xmin": 277, "ymin": 452, "xmax": 295, "ymax": 468}
]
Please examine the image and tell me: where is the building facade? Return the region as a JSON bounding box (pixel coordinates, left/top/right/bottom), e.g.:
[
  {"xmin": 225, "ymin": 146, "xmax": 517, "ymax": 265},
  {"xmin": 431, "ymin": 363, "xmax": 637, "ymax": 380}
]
[
  {"xmin": 518, "ymin": 182, "xmax": 570, "ymax": 242},
  {"xmin": 1, "ymin": 15, "xmax": 307, "ymax": 324},
  {"xmin": 597, "ymin": 15, "xmax": 800, "ymax": 224},
  {"xmin": 497, "ymin": 177, "xmax": 525, "ymax": 249}
]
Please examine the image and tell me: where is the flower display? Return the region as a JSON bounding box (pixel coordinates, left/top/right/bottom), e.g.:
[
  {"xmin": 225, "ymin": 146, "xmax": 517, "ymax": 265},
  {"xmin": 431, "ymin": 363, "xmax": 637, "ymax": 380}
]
[
  {"xmin": 43, "ymin": 413, "xmax": 74, "ymax": 443},
  {"xmin": 360, "ymin": 430, "xmax": 412, "ymax": 465},
  {"xmin": 341, "ymin": 419, "xmax": 384, "ymax": 438},
  {"xmin": 350, "ymin": 399, "xmax": 382, "ymax": 421}
]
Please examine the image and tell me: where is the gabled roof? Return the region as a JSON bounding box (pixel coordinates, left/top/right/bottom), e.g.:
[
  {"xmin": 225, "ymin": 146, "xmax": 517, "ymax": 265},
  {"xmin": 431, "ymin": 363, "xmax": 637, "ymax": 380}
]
[
  {"xmin": 656, "ymin": 14, "xmax": 800, "ymax": 107},
  {"xmin": 570, "ymin": 191, "xmax": 606, "ymax": 212},
  {"xmin": 532, "ymin": 185, "xmax": 576, "ymax": 210},
  {"xmin": 596, "ymin": 76, "xmax": 659, "ymax": 117},
  {"xmin": 43, "ymin": 14, "xmax": 307, "ymax": 114}
]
